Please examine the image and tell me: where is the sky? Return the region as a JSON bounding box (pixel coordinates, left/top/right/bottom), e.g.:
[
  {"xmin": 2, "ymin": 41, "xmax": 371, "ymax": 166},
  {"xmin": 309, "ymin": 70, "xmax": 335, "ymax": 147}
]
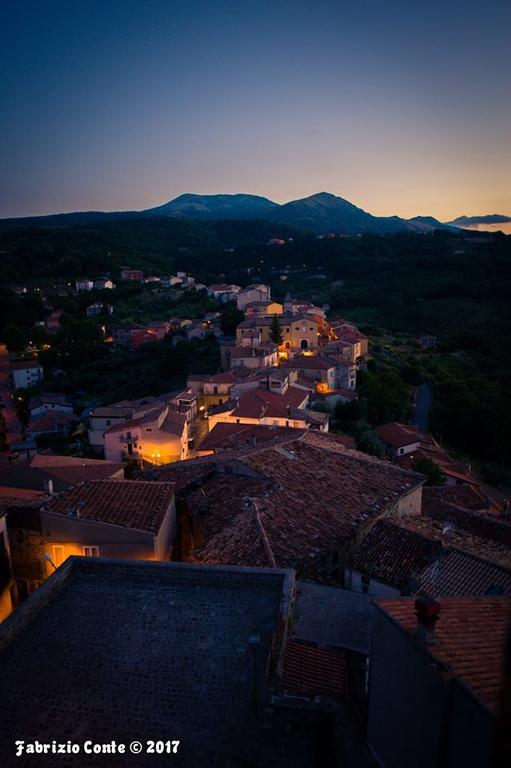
[{"xmin": 1, "ymin": 0, "xmax": 510, "ymax": 220}]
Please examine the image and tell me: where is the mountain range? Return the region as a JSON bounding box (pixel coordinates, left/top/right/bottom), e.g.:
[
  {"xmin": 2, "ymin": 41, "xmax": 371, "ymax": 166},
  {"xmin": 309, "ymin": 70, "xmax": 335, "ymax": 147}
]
[
  {"xmin": 446, "ymin": 214, "xmax": 511, "ymax": 235},
  {"xmin": 2, "ymin": 192, "xmax": 509, "ymax": 236}
]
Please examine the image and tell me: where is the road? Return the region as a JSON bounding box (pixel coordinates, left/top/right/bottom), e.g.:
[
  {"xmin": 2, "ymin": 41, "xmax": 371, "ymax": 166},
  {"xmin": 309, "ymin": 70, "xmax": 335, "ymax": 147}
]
[
  {"xmin": 411, "ymin": 382, "xmax": 432, "ymax": 433},
  {"xmin": 0, "ymin": 344, "xmax": 23, "ymax": 468}
]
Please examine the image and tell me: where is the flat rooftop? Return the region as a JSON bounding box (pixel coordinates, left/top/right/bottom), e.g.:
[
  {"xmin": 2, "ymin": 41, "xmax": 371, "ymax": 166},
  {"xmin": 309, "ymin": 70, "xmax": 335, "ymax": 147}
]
[{"xmin": 0, "ymin": 558, "xmax": 313, "ymax": 768}]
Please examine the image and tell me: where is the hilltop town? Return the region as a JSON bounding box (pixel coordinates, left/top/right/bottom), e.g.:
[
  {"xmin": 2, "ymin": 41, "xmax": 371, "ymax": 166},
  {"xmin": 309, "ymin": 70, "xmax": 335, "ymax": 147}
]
[{"xmin": 0, "ymin": 261, "xmax": 509, "ymax": 766}]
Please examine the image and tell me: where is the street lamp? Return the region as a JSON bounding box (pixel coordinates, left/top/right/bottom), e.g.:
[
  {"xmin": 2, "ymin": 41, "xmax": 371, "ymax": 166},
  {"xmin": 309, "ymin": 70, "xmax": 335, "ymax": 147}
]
[{"xmin": 43, "ymin": 552, "xmax": 57, "ymax": 571}]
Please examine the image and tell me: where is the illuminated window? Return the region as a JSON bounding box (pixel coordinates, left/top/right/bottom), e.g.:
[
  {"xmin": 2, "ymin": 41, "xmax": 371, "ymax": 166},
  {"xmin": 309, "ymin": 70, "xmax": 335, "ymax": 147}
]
[
  {"xmin": 83, "ymin": 546, "xmax": 100, "ymax": 557},
  {"xmin": 53, "ymin": 545, "xmax": 64, "ymax": 566}
]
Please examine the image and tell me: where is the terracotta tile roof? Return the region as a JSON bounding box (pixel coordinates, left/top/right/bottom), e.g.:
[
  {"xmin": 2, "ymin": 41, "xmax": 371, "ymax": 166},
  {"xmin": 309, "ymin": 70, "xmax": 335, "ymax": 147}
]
[
  {"xmin": 30, "ymin": 455, "xmax": 123, "ymax": 485},
  {"xmin": 282, "ymin": 356, "xmax": 334, "ymax": 371},
  {"xmin": 378, "ymin": 596, "xmax": 511, "ymax": 712},
  {"xmin": 90, "ymin": 402, "xmax": 139, "ymax": 420},
  {"xmin": 306, "ymin": 431, "xmax": 355, "ymax": 449},
  {"xmin": 27, "ymin": 411, "xmax": 74, "ymax": 433},
  {"xmin": 231, "ymin": 387, "xmax": 308, "ymax": 420},
  {"xmin": 198, "ymin": 423, "xmax": 304, "ymax": 453},
  {"xmin": 149, "ymin": 433, "xmax": 423, "ymax": 575},
  {"xmin": 238, "ymin": 313, "xmax": 314, "ymax": 328},
  {"xmin": 282, "ymin": 640, "xmax": 347, "ymax": 699},
  {"xmin": 45, "ymin": 479, "xmax": 174, "ymax": 534},
  {"xmin": 375, "ymin": 422, "xmax": 420, "ymax": 448},
  {"xmin": 418, "ymin": 549, "xmax": 511, "ymax": 597},
  {"xmin": 191, "ymin": 497, "xmax": 274, "ymax": 569},
  {"xmin": 398, "ymin": 511, "xmax": 511, "ymax": 570},
  {"xmin": 160, "ymin": 410, "xmax": 187, "ymax": 436},
  {"xmin": 349, "ymin": 521, "xmax": 439, "ymax": 590},
  {"xmin": 422, "ymin": 484, "xmax": 489, "ymax": 512},
  {"xmin": 105, "ymin": 403, "xmax": 166, "ymax": 434},
  {"xmin": 29, "ymin": 392, "xmax": 69, "ymax": 408}
]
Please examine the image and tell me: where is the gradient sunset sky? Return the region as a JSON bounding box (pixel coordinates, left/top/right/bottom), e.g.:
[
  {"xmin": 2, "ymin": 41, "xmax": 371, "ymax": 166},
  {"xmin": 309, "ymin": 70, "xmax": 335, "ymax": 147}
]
[{"xmin": 1, "ymin": 0, "xmax": 510, "ymax": 220}]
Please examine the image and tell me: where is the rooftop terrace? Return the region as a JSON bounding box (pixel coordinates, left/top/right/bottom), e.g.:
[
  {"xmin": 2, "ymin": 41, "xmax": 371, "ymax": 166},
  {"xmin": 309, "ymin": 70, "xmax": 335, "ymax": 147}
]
[{"xmin": 0, "ymin": 558, "xmax": 312, "ymax": 767}]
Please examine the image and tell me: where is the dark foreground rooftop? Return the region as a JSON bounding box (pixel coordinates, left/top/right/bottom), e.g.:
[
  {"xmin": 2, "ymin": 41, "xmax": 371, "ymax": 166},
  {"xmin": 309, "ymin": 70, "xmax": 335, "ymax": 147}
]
[{"xmin": 0, "ymin": 558, "xmax": 320, "ymax": 768}]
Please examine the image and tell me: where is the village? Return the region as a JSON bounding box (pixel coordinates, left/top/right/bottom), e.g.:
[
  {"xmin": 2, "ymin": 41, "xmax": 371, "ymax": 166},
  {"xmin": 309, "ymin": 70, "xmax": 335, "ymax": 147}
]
[{"xmin": 0, "ymin": 266, "xmax": 509, "ymax": 767}]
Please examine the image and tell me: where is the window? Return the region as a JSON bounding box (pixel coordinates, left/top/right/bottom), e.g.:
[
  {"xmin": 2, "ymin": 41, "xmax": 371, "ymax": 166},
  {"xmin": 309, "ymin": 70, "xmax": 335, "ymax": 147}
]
[
  {"xmin": 83, "ymin": 546, "xmax": 100, "ymax": 558},
  {"xmin": 53, "ymin": 545, "xmax": 64, "ymax": 566},
  {"xmin": 106, "ymin": 420, "xmax": 111, "ymax": 426},
  {"xmin": 361, "ymin": 573, "xmax": 370, "ymax": 594}
]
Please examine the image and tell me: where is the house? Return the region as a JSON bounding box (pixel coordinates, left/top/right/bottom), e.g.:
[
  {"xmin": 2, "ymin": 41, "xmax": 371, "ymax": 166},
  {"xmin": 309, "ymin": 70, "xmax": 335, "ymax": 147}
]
[
  {"xmin": 236, "ymin": 283, "xmax": 271, "ymax": 310},
  {"xmin": 161, "ymin": 275, "xmax": 182, "ymax": 288},
  {"xmin": 243, "ymin": 300, "xmax": 283, "ymax": 317},
  {"xmin": 25, "ymin": 411, "xmax": 75, "ymax": 440},
  {"xmin": 86, "ymin": 302, "xmax": 113, "ymax": 317},
  {"xmin": 3, "ymin": 480, "xmax": 175, "ymax": 598},
  {"xmin": 88, "ymin": 401, "xmax": 136, "ymax": 451},
  {"xmin": 207, "ymin": 283, "xmax": 242, "ymax": 302},
  {"xmin": 184, "ymin": 321, "xmax": 207, "ymax": 341},
  {"xmin": 230, "ymin": 340, "xmax": 278, "ymax": 369},
  {"xmin": 75, "ymin": 279, "xmax": 93, "ymax": 292},
  {"xmin": 0, "ymin": 511, "xmax": 14, "ymax": 621},
  {"xmin": 375, "ymin": 422, "xmax": 421, "ymax": 458},
  {"xmin": 382, "ymin": 422, "xmax": 486, "ymax": 490},
  {"xmin": 37, "ymin": 479, "xmax": 176, "ymax": 572},
  {"xmin": 0, "ymin": 454, "xmax": 124, "ymax": 499},
  {"xmin": 330, "ymin": 322, "xmax": 369, "ymax": 363},
  {"xmin": 162, "ymin": 388, "xmax": 198, "ymax": 423},
  {"xmin": 236, "ymin": 313, "xmax": 320, "ymax": 352},
  {"xmin": 111, "ymin": 324, "xmax": 145, "ymax": 349},
  {"xmin": 281, "ymin": 355, "xmax": 337, "ymax": 392},
  {"xmin": 10, "ymin": 360, "xmax": 43, "ymax": 390},
  {"xmin": 93, "ymin": 278, "xmax": 115, "ymax": 290},
  {"xmin": 144, "ymin": 320, "xmax": 171, "ymax": 339},
  {"xmin": 120, "ymin": 267, "xmax": 143, "ymax": 281},
  {"xmin": 187, "ymin": 370, "xmax": 244, "ymax": 407},
  {"xmin": 322, "ymin": 353, "xmax": 357, "ymax": 390},
  {"xmin": 28, "ymin": 392, "xmax": 74, "ymax": 418},
  {"xmin": 345, "ymin": 518, "xmax": 511, "ymax": 597},
  {"xmin": 0, "ymin": 558, "xmax": 327, "ymax": 766},
  {"xmin": 368, "ymin": 596, "xmax": 510, "ymax": 768},
  {"xmin": 144, "ymin": 430, "xmax": 424, "ymax": 581},
  {"xmin": 206, "ymin": 385, "xmax": 319, "ymax": 432},
  {"xmin": 104, "ymin": 402, "xmax": 189, "ymax": 465},
  {"xmin": 345, "ymin": 521, "xmax": 439, "ymax": 597}
]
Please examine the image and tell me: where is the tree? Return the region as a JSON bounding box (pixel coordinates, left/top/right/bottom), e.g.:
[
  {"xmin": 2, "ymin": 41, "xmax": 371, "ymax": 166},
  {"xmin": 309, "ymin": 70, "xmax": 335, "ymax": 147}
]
[
  {"xmin": 411, "ymin": 457, "xmax": 445, "ymax": 486},
  {"xmin": 269, "ymin": 314, "xmax": 283, "ymax": 345},
  {"xmin": 220, "ymin": 305, "xmax": 244, "ymax": 336},
  {"xmin": 2, "ymin": 322, "xmax": 26, "ymax": 352}
]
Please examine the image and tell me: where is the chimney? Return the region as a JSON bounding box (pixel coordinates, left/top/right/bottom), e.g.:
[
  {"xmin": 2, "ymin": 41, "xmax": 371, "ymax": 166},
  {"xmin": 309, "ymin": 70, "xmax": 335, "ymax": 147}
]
[
  {"xmin": 44, "ymin": 478, "xmax": 54, "ymax": 495},
  {"xmin": 415, "ymin": 596, "xmax": 441, "ymax": 645}
]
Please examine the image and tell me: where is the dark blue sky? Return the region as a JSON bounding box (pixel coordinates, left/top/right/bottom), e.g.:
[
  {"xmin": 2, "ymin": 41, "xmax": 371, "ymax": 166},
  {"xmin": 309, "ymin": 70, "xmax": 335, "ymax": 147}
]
[{"xmin": 1, "ymin": 0, "xmax": 509, "ymax": 219}]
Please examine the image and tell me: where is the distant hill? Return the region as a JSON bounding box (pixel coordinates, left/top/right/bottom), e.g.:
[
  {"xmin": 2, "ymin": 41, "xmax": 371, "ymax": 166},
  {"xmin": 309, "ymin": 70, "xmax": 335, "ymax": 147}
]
[
  {"xmin": 407, "ymin": 215, "xmax": 459, "ymax": 233},
  {"xmin": 447, "ymin": 214, "xmax": 511, "ymax": 234},
  {"xmin": 144, "ymin": 193, "xmax": 280, "ymax": 220},
  {"xmin": 263, "ymin": 192, "xmax": 417, "ymax": 234},
  {"xmin": 1, "ymin": 190, "xmax": 465, "ymax": 235}
]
